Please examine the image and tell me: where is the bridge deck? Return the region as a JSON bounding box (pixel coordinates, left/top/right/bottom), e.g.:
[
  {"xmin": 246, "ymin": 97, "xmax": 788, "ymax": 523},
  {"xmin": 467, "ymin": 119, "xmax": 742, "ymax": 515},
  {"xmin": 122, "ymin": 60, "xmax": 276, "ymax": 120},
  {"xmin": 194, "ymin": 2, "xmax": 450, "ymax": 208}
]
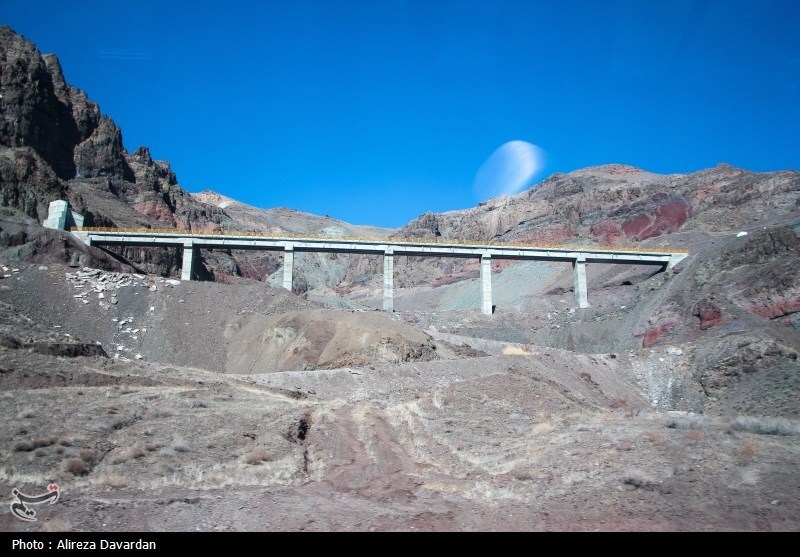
[
  {"xmin": 71, "ymin": 227, "xmax": 688, "ymax": 265},
  {"xmin": 71, "ymin": 227, "xmax": 689, "ymax": 314}
]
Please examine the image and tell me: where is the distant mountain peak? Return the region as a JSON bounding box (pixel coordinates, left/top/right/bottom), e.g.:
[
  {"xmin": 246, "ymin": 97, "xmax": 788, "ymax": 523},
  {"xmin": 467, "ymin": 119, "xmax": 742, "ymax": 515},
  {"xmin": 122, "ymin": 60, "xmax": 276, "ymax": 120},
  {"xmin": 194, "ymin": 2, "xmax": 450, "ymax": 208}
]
[
  {"xmin": 575, "ymin": 164, "xmax": 650, "ymax": 175},
  {"xmin": 192, "ymin": 190, "xmax": 238, "ymax": 209}
]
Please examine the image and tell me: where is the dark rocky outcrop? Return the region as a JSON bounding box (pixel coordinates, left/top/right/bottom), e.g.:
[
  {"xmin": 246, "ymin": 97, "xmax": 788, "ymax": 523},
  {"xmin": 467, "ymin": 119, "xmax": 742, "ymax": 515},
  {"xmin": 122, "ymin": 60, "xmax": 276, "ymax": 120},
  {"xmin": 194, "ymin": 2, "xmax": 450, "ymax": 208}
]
[
  {"xmin": 0, "ymin": 146, "xmax": 66, "ymax": 221},
  {"xmin": 74, "ymin": 115, "xmax": 134, "ymax": 181},
  {"xmin": 0, "ymin": 27, "xmax": 78, "ymax": 179},
  {"xmin": 31, "ymin": 341, "xmax": 108, "ymax": 358},
  {"xmin": 0, "ymin": 26, "xmax": 237, "ymax": 276}
]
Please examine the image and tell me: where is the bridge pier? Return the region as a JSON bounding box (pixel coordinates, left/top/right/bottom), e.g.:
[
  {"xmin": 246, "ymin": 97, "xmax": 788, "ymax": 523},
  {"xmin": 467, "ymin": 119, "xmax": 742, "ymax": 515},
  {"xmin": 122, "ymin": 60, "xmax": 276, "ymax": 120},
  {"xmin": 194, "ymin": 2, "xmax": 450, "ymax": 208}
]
[
  {"xmin": 573, "ymin": 256, "xmax": 589, "ymax": 308},
  {"xmin": 180, "ymin": 240, "xmax": 195, "ymax": 281},
  {"xmin": 282, "ymin": 244, "xmax": 294, "ymax": 291},
  {"xmin": 481, "ymin": 254, "xmax": 492, "ymax": 315},
  {"xmin": 383, "ymin": 248, "xmax": 394, "ymax": 312}
]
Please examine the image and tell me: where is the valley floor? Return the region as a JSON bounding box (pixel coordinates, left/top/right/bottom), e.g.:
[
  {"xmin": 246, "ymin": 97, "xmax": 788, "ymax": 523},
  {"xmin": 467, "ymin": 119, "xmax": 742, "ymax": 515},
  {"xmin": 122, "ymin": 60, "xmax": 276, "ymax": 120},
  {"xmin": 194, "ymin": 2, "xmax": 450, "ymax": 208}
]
[{"xmin": 0, "ymin": 264, "xmax": 798, "ymax": 532}]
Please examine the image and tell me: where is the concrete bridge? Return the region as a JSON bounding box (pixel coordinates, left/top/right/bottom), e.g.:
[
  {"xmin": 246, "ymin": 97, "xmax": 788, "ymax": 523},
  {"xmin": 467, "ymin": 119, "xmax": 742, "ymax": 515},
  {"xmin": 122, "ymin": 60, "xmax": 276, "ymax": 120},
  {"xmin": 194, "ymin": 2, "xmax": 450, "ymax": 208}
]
[{"xmin": 72, "ymin": 228, "xmax": 688, "ymax": 315}]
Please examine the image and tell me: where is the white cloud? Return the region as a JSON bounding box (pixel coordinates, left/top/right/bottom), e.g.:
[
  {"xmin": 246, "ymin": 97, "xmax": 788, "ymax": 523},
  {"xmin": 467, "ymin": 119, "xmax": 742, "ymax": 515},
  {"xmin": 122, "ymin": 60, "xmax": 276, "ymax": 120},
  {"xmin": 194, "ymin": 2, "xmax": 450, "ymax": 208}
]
[{"xmin": 473, "ymin": 140, "xmax": 545, "ymax": 202}]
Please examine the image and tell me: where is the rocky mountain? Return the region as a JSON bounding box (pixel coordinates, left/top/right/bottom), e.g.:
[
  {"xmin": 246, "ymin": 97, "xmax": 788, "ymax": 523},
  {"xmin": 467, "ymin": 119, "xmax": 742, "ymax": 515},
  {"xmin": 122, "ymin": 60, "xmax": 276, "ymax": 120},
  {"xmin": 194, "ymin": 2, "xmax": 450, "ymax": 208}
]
[
  {"xmin": 1, "ymin": 24, "xmax": 799, "ymax": 352},
  {"xmin": 398, "ymin": 163, "xmax": 799, "ymax": 244},
  {"xmin": 192, "ymin": 190, "xmax": 390, "ymax": 238}
]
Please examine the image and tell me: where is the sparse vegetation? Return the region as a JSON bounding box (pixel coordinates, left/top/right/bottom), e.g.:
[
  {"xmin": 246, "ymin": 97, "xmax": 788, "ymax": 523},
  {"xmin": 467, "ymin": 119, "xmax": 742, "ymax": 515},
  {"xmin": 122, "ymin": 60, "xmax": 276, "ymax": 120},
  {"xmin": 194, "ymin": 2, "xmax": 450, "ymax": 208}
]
[
  {"xmin": 622, "ymin": 469, "xmax": 659, "ymax": 491},
  {"xmin": 31, "ymin": 435, "xmax": 58, "ymax": 448},
  {"xmin": 0, "ymin": 77, "xmax": 796, "ymax": 529},
  {"xmin": 171, "ymin": 437, "xmax": 190, "ymax": 453},
  {"xmin": 738, "ymin": 440, "xmax": 760, "ymax": 464},
  {"xmin": 109, "ymin": 446, "xmax": 146, "ymax": 464},
  {"xmin": 731, "ymin": 416, "xmax": 798, "ymax": 436},
  {"xmin": 244, "ymin": 448, "xmax": 271, "ymax": 465},
  {"xmin": 13, "ymin": 440, "xmax": 34, "ymax": 452},
  {"xmin": 686, "ymin": 430, "xmax": 705, "ymax": 442},
  {"xmin": 148, "ymin": 408, "xmax": 175, "ymax": 419},
  {"xmin": 667, "ymin": 414, "xmax": 712, "ymax": 430},
  {"xmin": 79, "ymin": 448, "xmax": 97, "ymax": 463},
  {"xmin": 63, "ymin": 457, "xmax": 88, "ymax": 476},
  {"xmin": 644, "ymin": 431, "xmax": 664, "ymax": 445}
]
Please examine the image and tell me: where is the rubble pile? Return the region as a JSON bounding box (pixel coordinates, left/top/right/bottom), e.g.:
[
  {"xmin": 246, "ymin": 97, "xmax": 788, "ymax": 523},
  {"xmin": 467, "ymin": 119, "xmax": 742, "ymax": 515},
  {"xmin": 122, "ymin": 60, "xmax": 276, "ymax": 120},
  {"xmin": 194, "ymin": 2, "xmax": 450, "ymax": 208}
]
[
  {"xmin": 111, "ymin": 315, "xmax": 147, "ymax": 361},
  {"xmin": 66, "ymin": 268, "xmax": 151, "ymax": 310},
  {"xmin": 1, "ymin": 265, "xmax": 20, "ymax": 278},
  {"xmin": 62, "ymin": 268, "xmax": 181, "ymax": 362}
]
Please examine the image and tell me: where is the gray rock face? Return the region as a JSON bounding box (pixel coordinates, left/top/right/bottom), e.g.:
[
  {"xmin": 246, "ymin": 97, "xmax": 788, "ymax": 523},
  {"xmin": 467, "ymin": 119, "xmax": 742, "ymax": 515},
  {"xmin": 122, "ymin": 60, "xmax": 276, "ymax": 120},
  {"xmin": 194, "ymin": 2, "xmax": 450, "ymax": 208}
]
[
  {"xmin": 74, "ymin": 115, "xmax": 134, "ymax": 181},
  {"xmin": 0, "ymin": 146, "xmax": 66, "ymax": 221},
  {"xmin": 0, "ymin": 26, "xmax": 79, "ymax": 180}
]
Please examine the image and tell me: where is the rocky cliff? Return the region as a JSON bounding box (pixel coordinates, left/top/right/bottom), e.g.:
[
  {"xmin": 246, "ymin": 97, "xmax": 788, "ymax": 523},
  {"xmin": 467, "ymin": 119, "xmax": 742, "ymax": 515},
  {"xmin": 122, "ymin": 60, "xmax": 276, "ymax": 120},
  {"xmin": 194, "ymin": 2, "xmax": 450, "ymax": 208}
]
[{"xmin": 0, "ymin": 26, "xmax": 242, "ymax": 275}]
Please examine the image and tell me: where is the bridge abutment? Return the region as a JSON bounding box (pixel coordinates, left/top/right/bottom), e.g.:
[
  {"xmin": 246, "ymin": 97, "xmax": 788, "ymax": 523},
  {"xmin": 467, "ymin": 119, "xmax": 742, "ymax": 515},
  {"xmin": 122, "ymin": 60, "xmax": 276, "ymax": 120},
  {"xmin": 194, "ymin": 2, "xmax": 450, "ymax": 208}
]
[{"xmin": 667, "ymin": 252, "xmax": 687, "ymax": 270}]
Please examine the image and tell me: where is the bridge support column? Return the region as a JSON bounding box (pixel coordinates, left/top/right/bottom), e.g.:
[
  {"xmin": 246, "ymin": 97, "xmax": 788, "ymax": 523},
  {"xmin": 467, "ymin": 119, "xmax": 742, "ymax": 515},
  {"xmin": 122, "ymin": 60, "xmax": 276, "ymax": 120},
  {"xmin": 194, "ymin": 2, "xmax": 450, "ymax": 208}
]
[
  {"xmin": 181, "ymin": 240, "xmax": 195, "ymax": 281},
  {"xmin": 383, "ymin": 248, "xmax": 394, "ymax": 312},
  {"xmin": 282, "ymin": 244, "xmax": 294, "ymax": 291},
  {"xmin": 573, "ymin": 256, "xmax": 589, "ymax": 308},
  {"xmin": 480, "ymin": 254, "xmax": 492, "ymax": 315}
]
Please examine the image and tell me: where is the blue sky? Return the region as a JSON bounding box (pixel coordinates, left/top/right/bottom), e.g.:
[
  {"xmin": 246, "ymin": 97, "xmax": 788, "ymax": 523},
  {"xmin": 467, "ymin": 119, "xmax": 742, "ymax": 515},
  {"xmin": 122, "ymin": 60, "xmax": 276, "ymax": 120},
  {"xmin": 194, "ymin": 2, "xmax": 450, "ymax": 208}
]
[{"xmin": 4, "ymin": 1, "xmax": 799, "ymax": 227}]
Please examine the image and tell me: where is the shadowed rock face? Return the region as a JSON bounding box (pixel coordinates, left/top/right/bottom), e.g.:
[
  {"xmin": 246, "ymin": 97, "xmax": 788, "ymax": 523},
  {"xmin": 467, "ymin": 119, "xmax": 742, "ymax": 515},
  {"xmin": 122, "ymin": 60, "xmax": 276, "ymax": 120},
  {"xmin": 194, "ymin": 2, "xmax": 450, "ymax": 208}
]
[
  {"xmin": 0, "ymin": 147, "xmax": 66, "ymax": 221},
  {"xmin": 74, "ymin": 116, "xmax": 134, "ymax": 182},
  {"xmin": 0, "ymin": 27, "xmax": 78, "ymax": 180},
  {"xmin": 0, "ymin": 26, "xmax": 237, "ymax": 274}
]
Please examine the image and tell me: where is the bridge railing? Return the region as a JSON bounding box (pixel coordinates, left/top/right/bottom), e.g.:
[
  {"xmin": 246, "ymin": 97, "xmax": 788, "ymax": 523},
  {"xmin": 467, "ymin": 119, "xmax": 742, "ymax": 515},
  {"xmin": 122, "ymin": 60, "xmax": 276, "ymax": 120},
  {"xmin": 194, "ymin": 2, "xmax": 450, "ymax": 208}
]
[{"xmin": 71, "ymin": 227, "xmax": 689, "ymax": 254}]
